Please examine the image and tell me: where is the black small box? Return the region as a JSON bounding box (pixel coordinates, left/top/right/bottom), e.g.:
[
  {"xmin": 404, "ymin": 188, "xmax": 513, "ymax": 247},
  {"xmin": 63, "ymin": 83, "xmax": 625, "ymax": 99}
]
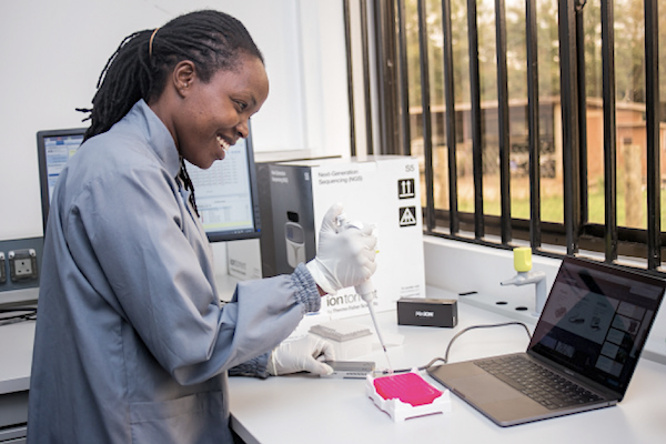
[{"xmin": 397, "ymin": 298, "xmax": 458, "ymax": 328}]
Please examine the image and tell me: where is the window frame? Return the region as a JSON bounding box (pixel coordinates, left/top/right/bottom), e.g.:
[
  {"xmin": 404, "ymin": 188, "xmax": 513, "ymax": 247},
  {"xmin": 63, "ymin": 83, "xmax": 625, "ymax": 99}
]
[{"xmin": 344, "ymin": 0, "xmax": 664, "ymax": 273}]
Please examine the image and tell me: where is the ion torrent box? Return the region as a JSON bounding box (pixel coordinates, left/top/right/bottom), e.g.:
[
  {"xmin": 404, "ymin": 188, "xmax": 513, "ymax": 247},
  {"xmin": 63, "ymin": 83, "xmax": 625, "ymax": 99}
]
[{"xmin": 258, "ymin": 155, "xmax": 425, "ymax": 316}]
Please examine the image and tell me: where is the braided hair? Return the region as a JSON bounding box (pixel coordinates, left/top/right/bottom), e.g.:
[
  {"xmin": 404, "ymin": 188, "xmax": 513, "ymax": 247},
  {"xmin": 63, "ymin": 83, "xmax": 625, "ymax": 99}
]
[{"xmin": 77, "ymin": 10, "xmax": 264, "ymax": 215}]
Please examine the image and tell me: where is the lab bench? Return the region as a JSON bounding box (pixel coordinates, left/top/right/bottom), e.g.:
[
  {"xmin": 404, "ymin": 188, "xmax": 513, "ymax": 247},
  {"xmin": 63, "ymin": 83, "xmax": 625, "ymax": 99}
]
[
  {"xmin": 228, "ymin": 287, "xmax": 666, "ymax": 444},
  {"xmin": 2, "ymin": 287, "xmax": 666, "ymax": 443}
]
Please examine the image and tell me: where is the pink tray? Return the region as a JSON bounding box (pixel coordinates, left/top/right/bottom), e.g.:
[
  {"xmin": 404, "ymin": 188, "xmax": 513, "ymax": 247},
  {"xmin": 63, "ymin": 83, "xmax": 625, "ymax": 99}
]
[
  {"xmin": 373, "ymin": 372, "xmax": 443, "ymax": 406},
  {"xmin": 366, "ymin": 370, "xmax": 451, "ymax": 422}
]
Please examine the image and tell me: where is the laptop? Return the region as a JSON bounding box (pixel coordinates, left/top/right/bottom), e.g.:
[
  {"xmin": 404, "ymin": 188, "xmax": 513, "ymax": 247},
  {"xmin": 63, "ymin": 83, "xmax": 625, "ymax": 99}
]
[{"xmin": 427, "ymin": 256, "xmax": 665, "ymax": 426}]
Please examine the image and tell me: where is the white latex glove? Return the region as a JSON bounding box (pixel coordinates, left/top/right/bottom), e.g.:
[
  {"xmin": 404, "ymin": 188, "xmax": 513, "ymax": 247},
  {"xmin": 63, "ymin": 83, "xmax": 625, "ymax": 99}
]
[
  {"xmin": 268, "ymin": 335, "xmax": 336, "ymax": 376},
  {"xmin": 306, "ymin": 203, "xmax": 378, "ymax": 295}
]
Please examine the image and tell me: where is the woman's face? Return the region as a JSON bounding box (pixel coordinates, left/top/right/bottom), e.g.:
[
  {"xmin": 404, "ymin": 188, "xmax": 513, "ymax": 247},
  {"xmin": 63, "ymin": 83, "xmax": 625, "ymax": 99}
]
[{"xmin": 171, "ymin": 54, "xmax": 269, "ymax": 169}]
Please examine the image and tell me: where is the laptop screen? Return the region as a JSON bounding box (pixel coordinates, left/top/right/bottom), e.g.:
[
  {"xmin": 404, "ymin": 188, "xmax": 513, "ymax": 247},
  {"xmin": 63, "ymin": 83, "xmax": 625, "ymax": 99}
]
[{"xmin": 529, "ymin": 256, "xmax": 665, "ymax": 395}]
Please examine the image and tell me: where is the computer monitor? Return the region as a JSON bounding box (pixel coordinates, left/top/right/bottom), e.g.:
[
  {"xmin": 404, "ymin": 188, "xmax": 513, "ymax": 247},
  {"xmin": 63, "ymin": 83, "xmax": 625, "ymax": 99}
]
[
  {"xmin": 36, "ymin": 127, "xmax": 86, "ymax": 233},
  {"xmin": 36, "ymin": 126, "xmax": 262, "ymax": 242},
  {"xmin": 183, "ymin": 131, "xmax": 262, "ymax": 242}
]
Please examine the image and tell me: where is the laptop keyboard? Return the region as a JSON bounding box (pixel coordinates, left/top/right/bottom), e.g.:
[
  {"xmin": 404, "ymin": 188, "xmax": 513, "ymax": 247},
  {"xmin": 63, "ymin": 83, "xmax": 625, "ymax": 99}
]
[{"xmin": 475, "ymin": 355, "xmax": 603, "ymax": 410}]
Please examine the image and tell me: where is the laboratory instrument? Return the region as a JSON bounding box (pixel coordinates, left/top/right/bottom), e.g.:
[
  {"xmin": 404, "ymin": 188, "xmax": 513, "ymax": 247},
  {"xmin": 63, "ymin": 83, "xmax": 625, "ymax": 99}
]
[
  {"xmin": 500, "ymin": 247, "xmax": 547, "ymax": 316},
  {"xmin": 336, "ymin": 214, "xmax": 393, "ymax": 372}
]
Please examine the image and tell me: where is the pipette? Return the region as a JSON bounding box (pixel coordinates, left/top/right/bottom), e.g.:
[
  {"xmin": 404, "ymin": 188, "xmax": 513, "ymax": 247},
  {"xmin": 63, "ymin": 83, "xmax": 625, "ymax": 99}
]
[
  {"xmin": 357, "ymin": 281, "xmax": 393, "ymax": 373},
  {"xmin": 336, "ymin": 215, "xmax": 393, "ymax": 373}
]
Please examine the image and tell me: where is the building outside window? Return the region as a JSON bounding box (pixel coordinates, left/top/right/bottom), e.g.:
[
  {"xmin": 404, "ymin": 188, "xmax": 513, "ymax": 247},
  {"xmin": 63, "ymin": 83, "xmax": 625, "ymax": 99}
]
[{"xmin": 352, "ymin": 0, "xmax": 666, "ymax": 271}]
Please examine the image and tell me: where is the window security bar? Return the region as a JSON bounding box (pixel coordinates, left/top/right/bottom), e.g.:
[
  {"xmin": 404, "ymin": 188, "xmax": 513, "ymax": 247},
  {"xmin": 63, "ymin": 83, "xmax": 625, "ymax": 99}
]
[{"xmin": 344, "ymin": 0, "xmax": 663, "ymax": 272}]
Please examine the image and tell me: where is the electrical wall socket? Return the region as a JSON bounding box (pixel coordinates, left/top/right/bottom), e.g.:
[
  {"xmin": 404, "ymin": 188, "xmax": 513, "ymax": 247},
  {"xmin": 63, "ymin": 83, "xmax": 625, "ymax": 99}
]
[
  {"xmin": 0, "ymin": 237, "xmax": 43, "ymax": 306},
  {"xmin": 9, "ymin": 249, "xmax": 39, "ymax": 281}
]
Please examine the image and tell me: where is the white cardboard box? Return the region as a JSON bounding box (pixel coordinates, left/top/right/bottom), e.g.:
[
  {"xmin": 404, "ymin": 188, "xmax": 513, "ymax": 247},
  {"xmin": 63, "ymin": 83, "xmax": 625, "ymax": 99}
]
[
  {"xmin": 258, "ymin": 155, "xmax": 425, "ymax": 317},
  {"xmin": 225, "ymin": 239, "xmax": 263, "ymax": 281}
]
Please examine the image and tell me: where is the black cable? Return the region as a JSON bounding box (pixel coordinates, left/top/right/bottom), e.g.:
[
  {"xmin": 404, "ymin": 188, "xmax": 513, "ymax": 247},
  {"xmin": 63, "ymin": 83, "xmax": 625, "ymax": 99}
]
[
  {"xmin": 440, "ymin": 321, "xmax": 532, "ymax": 366},
  {"xmin": 0, "ymin": 307, "xmax": 37, "ymax": 326},
  {"xmin": 380, "ymin": 321, "xmax": 532, "ymax": 374},
  {"xmin": 0, "ymin": 307, "xmax": 37, "ymax": 313}
]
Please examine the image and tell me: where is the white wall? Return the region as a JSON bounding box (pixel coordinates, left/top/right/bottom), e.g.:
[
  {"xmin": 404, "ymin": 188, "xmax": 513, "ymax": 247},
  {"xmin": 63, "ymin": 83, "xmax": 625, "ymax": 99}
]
[{"xmin": 0, "ymin": 0, "xmax": 349, "ymax": 241}]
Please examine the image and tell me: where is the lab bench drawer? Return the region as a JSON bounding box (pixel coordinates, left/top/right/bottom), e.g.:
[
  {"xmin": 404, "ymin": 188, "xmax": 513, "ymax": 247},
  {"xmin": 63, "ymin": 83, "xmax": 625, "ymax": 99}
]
[
  {"xmin": 0, "ymin": 390, "xmax": 28, "ymax": 430},
  {"xmin": 0, "ymin": 424, "xmax": 27, "ymax": 443}
]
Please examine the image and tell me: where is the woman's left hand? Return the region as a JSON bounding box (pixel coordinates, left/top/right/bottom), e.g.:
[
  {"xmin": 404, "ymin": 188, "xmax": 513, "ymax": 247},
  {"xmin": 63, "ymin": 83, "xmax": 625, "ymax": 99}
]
[{"xmin": 268, "ymin": 335, "xmax": 336, "ymax": 376}]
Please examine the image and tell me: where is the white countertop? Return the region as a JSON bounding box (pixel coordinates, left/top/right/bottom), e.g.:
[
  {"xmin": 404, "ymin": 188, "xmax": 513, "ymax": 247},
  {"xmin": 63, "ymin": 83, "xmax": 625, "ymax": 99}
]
[{"xmin": 228, "ymin": 288, "xmax": 666, "ymax": 444}]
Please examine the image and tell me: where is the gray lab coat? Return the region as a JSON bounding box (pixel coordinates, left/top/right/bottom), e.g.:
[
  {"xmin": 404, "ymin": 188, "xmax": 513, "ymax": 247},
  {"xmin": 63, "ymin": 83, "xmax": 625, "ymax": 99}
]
[{"xmin": 27, "ymin": 100, "xmax": 320, "ymax": 443}]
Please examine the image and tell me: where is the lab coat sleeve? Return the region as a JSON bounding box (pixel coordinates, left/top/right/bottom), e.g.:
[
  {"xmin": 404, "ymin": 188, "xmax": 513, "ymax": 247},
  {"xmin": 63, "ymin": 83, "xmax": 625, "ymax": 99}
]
[
  {"xmin": 66, "ymin": 160, "xmax": 318, "ymax": 385},
  {"xmin": 229, "ymin": 351, "xmax": 270, "ymax": 379}
]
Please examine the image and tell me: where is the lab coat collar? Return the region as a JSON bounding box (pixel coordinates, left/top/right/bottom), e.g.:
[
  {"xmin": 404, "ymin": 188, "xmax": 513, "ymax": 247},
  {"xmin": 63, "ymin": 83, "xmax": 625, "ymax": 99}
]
[{"xmin": 128, "ymin": 99, "xmax": 181, "ymax": 181}]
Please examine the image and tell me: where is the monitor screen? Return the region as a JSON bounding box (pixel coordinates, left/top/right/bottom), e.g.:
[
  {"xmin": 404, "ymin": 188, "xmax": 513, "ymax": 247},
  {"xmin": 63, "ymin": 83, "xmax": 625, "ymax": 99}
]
[
  {"xmin": 36, "ymin": 128, "xmax": 86, "ymax": 233},
  {"xmin": 184, "ymin": 133, "xmax": 262, "ymax": 242},
  {"xmin": 36, "ymin": 127, "xmax": 261, "ymax": 242}
]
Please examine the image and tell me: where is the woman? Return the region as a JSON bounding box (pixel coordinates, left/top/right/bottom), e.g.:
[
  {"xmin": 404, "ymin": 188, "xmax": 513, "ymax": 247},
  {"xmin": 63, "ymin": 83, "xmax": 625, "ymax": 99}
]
[{"xmin": 27, "ymin": 10, "xmax": 376, "ymax": 443}]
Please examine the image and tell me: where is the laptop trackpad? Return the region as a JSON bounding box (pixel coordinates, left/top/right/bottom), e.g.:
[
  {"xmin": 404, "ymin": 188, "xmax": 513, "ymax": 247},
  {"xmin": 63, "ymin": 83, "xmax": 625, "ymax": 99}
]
[{"xmin": 450, "ymin": 373, "xmax": 523, "ymax": 403}]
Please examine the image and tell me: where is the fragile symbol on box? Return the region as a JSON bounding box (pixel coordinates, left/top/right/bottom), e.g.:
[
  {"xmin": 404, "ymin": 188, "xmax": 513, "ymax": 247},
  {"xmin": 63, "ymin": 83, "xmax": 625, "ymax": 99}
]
[{"xmin": 399, "ymin": 207, "xmax": 417, "ymax": 227}]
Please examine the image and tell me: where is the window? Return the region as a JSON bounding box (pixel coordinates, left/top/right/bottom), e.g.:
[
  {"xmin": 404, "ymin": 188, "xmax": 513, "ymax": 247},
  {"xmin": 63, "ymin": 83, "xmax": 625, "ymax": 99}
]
[{"xmin": 345, "ymin": 0, "xmax": 666, "ymax": 272}]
